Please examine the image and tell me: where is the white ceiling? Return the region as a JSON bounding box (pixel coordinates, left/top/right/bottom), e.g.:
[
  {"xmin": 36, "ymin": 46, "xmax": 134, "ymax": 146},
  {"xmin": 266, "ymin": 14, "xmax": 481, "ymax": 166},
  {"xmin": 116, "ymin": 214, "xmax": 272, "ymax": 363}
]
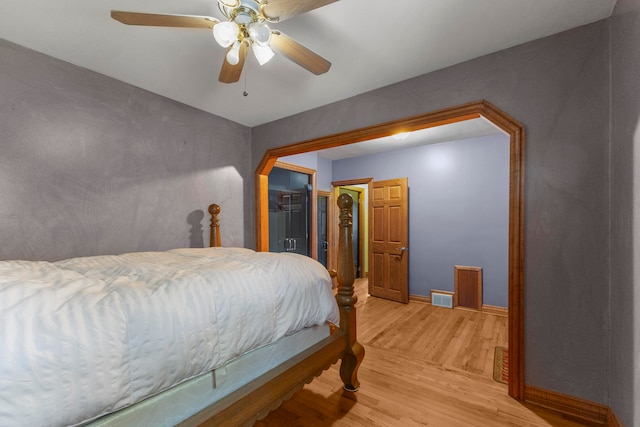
[{"xmin": 0, "ymin": 0, "xmax": 616, "ymax": 127}]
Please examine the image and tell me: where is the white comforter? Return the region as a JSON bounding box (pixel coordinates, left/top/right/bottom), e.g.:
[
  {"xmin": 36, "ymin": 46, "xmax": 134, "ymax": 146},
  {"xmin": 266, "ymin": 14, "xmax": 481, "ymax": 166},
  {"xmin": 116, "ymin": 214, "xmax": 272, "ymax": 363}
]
[{"xmin": 0, "ymin": 247, "xmax": 339, "ymax": 426}]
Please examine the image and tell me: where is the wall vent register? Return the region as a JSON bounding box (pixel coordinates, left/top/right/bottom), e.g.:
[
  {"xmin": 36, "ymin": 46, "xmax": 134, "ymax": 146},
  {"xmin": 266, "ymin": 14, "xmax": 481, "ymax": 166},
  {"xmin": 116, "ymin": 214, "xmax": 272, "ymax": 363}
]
[{"xmin": 430, "ymin": 291, "xmax": 453, "ymax": 309}]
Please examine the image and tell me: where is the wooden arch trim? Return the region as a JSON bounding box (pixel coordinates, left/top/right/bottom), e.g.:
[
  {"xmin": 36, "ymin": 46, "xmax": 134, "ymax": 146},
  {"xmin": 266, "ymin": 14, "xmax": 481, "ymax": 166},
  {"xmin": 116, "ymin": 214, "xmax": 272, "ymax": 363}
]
[{"xmin": 254, "ymin": 99, "xmax": 525, "ymax": 400}]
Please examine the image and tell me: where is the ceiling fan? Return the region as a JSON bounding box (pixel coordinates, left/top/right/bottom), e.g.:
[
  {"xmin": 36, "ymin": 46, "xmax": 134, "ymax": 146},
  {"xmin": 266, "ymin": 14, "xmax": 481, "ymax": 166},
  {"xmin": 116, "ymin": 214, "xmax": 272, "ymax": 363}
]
[{"xmin": 111, "ymin": 0, "xmax": 337, "ymax": 83}]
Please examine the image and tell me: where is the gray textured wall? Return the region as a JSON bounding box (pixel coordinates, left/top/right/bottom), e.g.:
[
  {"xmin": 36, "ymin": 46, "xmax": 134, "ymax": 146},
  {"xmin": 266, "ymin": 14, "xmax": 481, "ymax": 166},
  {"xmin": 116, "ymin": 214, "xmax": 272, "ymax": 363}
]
[
  {"xmin": 610, "ymin": 0, "xmax": 639, "ymax": 425},
  {"xmin": 253, "ymin": 21, "xmax": 611, "ymax": 404},
  {"xmin": 0, "ymin": 39, "xmax": 252, "ymax": 261},
  {"xmin": 331, "ymin": 134, "xmax": 510, "ymax": 307}
]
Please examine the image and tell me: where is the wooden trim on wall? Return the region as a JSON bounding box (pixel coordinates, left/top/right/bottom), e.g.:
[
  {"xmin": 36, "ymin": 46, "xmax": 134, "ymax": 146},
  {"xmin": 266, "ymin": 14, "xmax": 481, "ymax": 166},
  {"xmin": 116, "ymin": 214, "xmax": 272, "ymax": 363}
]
[
  {"xmin": 273, "ymin": 160, "xmax": 315, "ymax": 176},
  {"xmin": 480, "ymin": 102, "xmax": 526, "ymax": 400},
  {"xmin": 254, "ymin": 99, "xmax": 526, "ymax": 400},
  {"xmin": 409, "ymin": 295, "xmax": 509, "ymax": 320},
  {"xmin": 607, "ymin": 407, "xmax": 623, "ymax": 427},
  {"xmin": 523, "ymin": 385, "xmax": 611, "ymax": 425},
  {"xmin": 409, "ymin": 294, "xmax": 431, "ymax": 304},
  {"xmin": 331, "ymin": 178, "xmax": 375, "ymax": 187},
  {"xmin": 255, "ymin": 173, "xmax": 269, "ymax": 253},
  {"xmin": 481, "ymin": 304, "xmax": 508, "ymax": 317}
]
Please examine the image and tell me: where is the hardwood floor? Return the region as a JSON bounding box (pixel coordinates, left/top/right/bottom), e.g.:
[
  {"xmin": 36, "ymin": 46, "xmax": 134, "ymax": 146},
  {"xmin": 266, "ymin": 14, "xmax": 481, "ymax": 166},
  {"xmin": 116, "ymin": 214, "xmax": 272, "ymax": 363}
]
[{"xmin": 257, "ymin": 279, "xmax": 593, "ymax": 426}]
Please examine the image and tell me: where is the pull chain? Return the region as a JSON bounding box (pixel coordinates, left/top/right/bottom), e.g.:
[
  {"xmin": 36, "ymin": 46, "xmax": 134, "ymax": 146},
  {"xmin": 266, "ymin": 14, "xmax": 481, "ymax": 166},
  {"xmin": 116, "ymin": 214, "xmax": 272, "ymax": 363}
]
[{"xmin": 243, "ymin": 68, "xmax": 248, "ymax": 97}]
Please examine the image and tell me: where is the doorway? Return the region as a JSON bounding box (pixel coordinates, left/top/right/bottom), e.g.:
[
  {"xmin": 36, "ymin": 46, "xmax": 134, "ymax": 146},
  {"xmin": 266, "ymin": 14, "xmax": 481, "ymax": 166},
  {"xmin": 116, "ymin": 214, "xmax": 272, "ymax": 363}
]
[
  {"xmin": 316, "ymin": 191, "xmax": 332, "ymax": 268},
  {"xmin": 254, "ymin": 100, "xmax": 525, "ymax": 399},
  {"xmin": 338, "ymin": 186, "xmax": 363, "ymax": 278},
  {"xmin": 267, "ymin": 161, "xmax": 317, "ymax": 258}
]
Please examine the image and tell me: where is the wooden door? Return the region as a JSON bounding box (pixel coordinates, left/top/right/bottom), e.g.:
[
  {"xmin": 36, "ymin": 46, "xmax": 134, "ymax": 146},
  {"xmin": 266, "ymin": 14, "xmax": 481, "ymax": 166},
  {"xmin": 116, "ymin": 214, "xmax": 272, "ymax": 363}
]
[{"xmin": 369, "ymin": 178, "xmax": 409, "ymax": 303}]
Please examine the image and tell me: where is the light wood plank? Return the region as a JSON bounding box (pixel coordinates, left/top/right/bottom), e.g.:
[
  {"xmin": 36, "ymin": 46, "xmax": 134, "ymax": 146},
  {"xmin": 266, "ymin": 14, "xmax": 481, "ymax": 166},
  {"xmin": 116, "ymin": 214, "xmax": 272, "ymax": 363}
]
[{"xmin": 258, "ymin": 279, "xmax": 589, "ymax": 427}]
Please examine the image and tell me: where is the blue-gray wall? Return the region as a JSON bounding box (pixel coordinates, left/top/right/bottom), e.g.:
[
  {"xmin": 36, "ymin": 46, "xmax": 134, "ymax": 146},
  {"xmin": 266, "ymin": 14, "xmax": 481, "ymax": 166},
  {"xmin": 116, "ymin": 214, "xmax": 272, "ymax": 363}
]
[
  {"xmin": 280, "ymin": 151, "xmax": 333, "ymax": 192},
  {"xmin": 0, "ymin": 39, "xmax": 252, "ymax": 261},
  {"xmin": 332, "ymin": 134, "xmax": 510, "ymax": 307},
  {"xmin": 278, "ymin": 152, "xmax": 318, "ymax": 172},
  {"xmin": 317, "ymin": 156, "xmax": 332, "ymax": 192},
  {"xmin": 610, "ymin": 0, "xmax": 640, "ymax": 425},
  {"xmin": 253, "ymin": 20, "xmax": 611, "ymax": 407}
]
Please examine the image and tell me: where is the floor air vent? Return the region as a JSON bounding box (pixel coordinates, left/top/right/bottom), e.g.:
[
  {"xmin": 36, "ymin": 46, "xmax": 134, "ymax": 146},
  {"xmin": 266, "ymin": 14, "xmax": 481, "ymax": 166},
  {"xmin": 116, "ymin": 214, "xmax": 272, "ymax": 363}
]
[{"xmin": 430, "ymin": 290, "xmax": 453, "ymax": 309}]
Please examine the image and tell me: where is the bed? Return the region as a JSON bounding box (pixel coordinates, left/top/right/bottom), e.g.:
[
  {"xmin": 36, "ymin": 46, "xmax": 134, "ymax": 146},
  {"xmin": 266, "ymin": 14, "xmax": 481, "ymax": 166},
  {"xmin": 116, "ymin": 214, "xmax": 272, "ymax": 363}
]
[{"xmin": 0, "ymin": 194, "xmax": 363, "ymax": 426}]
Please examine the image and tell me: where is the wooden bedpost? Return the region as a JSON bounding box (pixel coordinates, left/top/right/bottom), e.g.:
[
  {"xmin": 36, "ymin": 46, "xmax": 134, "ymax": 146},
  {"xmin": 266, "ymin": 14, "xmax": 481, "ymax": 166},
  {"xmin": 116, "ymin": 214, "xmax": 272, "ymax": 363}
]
[
  {"xmin": 208, "ymin": 204, "xmax": 221, "ymax": 248},
  {"xmin": 335, "ymin": 193, "xmax": 364, "ymax": 392}
]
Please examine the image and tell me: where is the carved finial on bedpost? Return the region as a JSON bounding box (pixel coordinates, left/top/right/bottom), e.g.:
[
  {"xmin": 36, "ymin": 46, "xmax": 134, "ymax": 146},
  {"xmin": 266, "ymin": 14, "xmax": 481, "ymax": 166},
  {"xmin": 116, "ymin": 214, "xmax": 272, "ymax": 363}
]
[
  {"xmin": 336, "ymin": 193, "xmax": 364, "ymax": 392},
  {"xmin": 208, "ymin": 204, "xmax": 221, "ymax": 248}
]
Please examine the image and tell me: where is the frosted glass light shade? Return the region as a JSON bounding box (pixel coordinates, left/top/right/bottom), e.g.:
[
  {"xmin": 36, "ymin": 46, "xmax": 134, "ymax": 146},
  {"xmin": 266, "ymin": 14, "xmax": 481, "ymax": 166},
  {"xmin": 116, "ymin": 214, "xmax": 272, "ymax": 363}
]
[
  {"xmin": 218, "ymin": 0, "xmax": 239, "ymax": 7},
  {"xmin": 226, "ymin": 41, "xmax": 242, "ymax": 65},
  {"xmin": 213, "ymin": 21, "xmax": 239, "ymax": 48},
  {"xmin": 248, "ymin": 21, "xmax": 271, "ymax": 46},
  {"xmin": 252, "ymin": 43, "xmax": 275, "ymax": 65}
]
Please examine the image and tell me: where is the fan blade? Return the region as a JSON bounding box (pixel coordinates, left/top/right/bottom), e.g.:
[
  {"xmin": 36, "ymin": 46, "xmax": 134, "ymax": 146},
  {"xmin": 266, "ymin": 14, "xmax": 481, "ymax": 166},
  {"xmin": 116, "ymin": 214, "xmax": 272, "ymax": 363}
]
[
  {"xmin": 260, "ymin": 0, "xmax": 338, "ymax": 22},
  {"xmin": 270, "ymin": 31, "xmax": 331, "ymax": 75},
  {"xmin": 219, "ymin": 43, "xmax": 248, "ymax": 83},
  {"xmin": 111, "ymin": 11, "xmax": 218, "ymax": 29}
]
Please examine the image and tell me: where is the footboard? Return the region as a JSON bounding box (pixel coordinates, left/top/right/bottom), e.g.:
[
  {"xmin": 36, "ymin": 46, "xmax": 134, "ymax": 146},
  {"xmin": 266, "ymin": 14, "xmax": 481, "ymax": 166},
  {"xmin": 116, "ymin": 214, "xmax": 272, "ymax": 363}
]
[{"xmin": 191, "ymin": 195, "xmax": 364, "ymax": 426}]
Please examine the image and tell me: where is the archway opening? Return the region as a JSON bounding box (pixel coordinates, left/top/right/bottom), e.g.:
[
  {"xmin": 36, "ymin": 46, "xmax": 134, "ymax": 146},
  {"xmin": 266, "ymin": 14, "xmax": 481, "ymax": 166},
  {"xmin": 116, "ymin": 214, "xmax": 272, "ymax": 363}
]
[{"xmin": 254, "ymin": 100, "xmax": 525, "ymax": 399}]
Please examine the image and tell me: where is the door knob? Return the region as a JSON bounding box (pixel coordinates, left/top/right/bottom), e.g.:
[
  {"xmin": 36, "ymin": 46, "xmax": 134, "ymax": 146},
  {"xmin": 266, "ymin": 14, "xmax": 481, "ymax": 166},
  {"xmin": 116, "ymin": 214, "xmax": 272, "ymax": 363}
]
[{"xmin": 395, "ymin": 247, "xmax": 408, "ymax": 251}]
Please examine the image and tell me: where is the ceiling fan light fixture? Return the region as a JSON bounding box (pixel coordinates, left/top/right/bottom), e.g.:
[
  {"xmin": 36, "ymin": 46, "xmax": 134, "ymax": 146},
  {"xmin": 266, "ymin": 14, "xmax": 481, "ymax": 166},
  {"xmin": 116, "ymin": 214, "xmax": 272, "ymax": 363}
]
[
  {"xmin": 226, "ymin": 40, "xmax": 242, "ymax": 65},
  {"xmin": 213, "ymin": 21, "xmax": 239, "ymax": 48},
  {"xmin": 252, "ymin": 43, "xmax": 275, "ymax": 65},
  {"xmin": 110, "ymin": 0, "xmax": 334, "ymax": 84},
  {"xmin": 248, "ymin": 21, "xmax": 271, "ymax": 46},
  {"xmin": 218, "ymin": 0, "xmax": 240, "ymax": 8}
]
